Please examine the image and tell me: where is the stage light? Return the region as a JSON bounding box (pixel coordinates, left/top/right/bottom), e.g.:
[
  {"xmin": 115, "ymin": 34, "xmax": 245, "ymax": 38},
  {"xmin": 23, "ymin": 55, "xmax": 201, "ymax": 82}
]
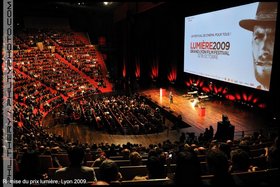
[
  {"xmin": 103, "ymin": 2, "xmax": 112, "ymax": 5},
  {"xmin": 191, "ymin": 99, "xmax": 199, "ymax": 108}
]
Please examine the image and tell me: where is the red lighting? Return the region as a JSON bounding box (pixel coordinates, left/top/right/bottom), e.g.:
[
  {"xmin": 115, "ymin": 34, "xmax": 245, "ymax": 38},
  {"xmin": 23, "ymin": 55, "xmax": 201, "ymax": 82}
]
[
  {"xmin": 151, "ymin": 62, "xmax": 158, "ymax": 80},
  {"xmin": 167, "ymin": 67, "xmax": 177, "ymax": 83},
  {"xmin": 247, "ymin": 94, "xmax": 253, "ymax": 102},
  {"xmin": 242, "ymin": 93, "xmax": 248, "ymax": 101},
  {"xmin": 226, "ymin": 94, "xmax": 236, "ymax": 101},
  {"xmin": 214, "ymin": 86, "xmax": 218, "ymax": 94},
  {"xmin": 202, "ymin": 87, "xmax": 210, "ymax": 92},
  {"xmin": 185, "ymin": 78, "xmax": 206, "ymax": 89},
  {"xmin": 135, "ymin": 62, "xmax": 140, "ymax": 79},
  {"xmin": 122, "ymin": 64, "xmax": 126, "ymax": 78},
  {"xmin": 222, "ymin": 88, "xmax": 228, "ymax": 94},
  {"xmin": 252, "ymin": 98, "xmax": 259, "ymax": 104},
  {"xmin": 258, "ymin": 103, "xmax": 266, "ymax": 109},
  {"xmin": 185, "ymin": 81, "xmax": 191, "ymax": 87},
  {"xmin": 235, "ymin": 93, "xmax": 241, "ymax": 100}
]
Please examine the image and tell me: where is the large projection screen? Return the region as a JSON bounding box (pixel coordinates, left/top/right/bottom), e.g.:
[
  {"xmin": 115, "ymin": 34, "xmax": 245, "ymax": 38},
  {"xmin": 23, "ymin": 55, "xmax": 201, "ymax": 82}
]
[{"xmin": 184, "ymin": 2, "xmax": 277, "ymax": 91}]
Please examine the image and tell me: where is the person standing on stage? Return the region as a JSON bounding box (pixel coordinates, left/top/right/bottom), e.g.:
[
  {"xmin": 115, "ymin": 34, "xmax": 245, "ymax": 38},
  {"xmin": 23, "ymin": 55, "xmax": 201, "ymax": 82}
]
[{"xmin": 169, "ymin": 91, "xmax": 173, "ymax": 104}]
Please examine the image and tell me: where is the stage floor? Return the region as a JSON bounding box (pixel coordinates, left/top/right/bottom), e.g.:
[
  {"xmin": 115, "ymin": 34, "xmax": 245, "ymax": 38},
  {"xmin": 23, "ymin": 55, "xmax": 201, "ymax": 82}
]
[{"xmin": 141, "ymin": 88, "xmax": 269, "ymax": 137}]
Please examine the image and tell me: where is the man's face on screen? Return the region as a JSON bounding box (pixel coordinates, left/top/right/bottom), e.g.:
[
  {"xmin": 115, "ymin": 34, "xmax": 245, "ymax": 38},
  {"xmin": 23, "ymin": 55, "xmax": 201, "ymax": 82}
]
[{"xmin": 252, "ymin": 24, "xmax": 275, "ymax": 89}]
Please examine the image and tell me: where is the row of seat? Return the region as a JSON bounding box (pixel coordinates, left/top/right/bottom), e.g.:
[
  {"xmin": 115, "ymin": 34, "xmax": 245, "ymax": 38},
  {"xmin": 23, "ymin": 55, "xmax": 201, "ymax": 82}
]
[
  {"xmin": 86, "ymin": 168, "xmax": 279, "ymax": 185},
  {"xmin": 7, "ymin": 156, "xmax": 279, "ymax": 185},
  {"xmin": 47, "ymin": 163, "xmax": 209, "ymax": 180}
]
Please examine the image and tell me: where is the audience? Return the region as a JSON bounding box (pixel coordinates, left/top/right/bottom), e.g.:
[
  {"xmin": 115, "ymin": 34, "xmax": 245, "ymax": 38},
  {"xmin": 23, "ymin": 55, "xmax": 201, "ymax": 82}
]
[
  {"xmin": 53, "ymin": 146, "xmax": 97, "ymax": 182},
  {"xmin": 92, "ymin": 150, "xmax": 107, "ymax": 167},
  {"xmin": 121, "ymin": 148, "xmax": 131, "ymax": 160},
  {"xmin": 206, "ymin": 149, "xmax": 236, "ymax": 185},
  {"xmin": 16, "ymin": 151, "xmax": 43, "ymax": 180},
  {"xmin": 229, "ymin": 149, "xmax": 251, "ymax": 173},
  {"xmin": 265, "ymin": 136, "xmax": 280, "ymax": 169},
  {"xmin": 99, "ymin": 159, "xmax": 122, "ymax": 184},
  {"xmin": 129, "ymin": 151, "xmax": 143, "ymax": 166},
  {"xmin": 9, "ymin": 29, "xmax": 280, "ymax": 185},
  {"xmin": 173, "ymin": 150, "xmax": 202, "ymax": 185},
  {"xmin": 11, "ymin": 121, "xmax": 280, "ymax": 185}
]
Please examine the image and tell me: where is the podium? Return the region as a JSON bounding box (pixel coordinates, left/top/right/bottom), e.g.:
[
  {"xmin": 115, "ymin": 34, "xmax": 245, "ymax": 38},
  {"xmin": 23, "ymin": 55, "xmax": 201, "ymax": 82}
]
[{"xmin": 199, "ymin": 106, "xmax": 206, "ymax": 116}]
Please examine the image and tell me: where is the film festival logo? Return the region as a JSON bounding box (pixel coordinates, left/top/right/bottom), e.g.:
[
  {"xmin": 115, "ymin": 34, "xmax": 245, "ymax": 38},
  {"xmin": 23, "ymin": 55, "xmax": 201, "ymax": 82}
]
[{"xmin": 190, "ymin": 32, "xmax": 231, "ymax": 59}]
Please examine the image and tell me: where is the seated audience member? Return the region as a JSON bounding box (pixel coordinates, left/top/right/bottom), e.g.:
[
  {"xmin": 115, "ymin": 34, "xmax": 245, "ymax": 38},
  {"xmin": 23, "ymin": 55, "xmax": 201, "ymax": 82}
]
[
  {"xmin": 121, "ymin": 148, "xmax": 131, "ymax": 160},
  {"xmin": 229, "ymin": 149, "xmax": 252, "ymax": 173},
  {"xmin": 91, "ymin": 181, "xmax": 110, "ymax": 185},
  {"xmin": 134, "ymin": 154, "xmax": 167, "ymax": 181},
  {"xmin": 173, "ymin": 151, "xmax": 202, "ymax": 185},
  {"xmin": 206, "ymin": 149, "xmax": 236, "ymax": 185},
  {"xmin": 53, "ymin": 146, "xmax": 97, "ymax": 182},
  {"xmin": 98, "ymin": 159, "xmax": 122, "ymax": 184},
  {"xmin": 129, "ymin": 151, "xmax": 142, "ymax": 166},
  {"xmin": 92, "ymin": 151, "xmax": 107, "ymax": 167},
  {"xmin": 43, "ymin": 146, "xmax": 62, "ymax": 168},
  {"xmin": 147, "ymin": 155, "xmax": 167, "ymax": 179},
  {"xmin": 265, "ymin": 136, "xmax": 280, "ymax": 169},
  {"xmin": 219, "ymin": 142, "xmax": 231, "ymax": 160},
  {"xmin": 16, "ymin": 150, "xmax": 43, "ymax": 180},
  {"xmin": 194, "ymin": 146, "xmax": 207, "ymax": 155}
]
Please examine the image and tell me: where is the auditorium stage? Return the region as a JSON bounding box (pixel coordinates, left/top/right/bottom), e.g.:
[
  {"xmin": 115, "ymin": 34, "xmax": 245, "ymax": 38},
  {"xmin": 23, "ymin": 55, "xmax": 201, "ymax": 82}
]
[{"xmin": 140, "ymin": 88, "xmax": 270, "ymax": 138}]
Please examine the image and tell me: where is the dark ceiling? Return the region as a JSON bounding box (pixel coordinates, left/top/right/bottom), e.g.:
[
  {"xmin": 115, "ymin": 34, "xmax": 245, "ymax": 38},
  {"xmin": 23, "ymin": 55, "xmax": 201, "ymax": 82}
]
[
  {"xmin": 13, "ymin": 1, "xmax": 260, "ymax": 37},
  {"xmin": 14, "ymin": 1, "xmax": 123, "ymax": 17},
  {"xmin": 14, "ymin": 1, "xmax": 259, "ymax": 21}
]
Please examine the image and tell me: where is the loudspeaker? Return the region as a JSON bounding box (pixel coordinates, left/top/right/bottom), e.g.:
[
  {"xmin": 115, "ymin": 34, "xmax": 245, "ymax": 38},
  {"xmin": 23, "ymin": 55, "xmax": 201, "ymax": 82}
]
[{"xmin": 215, "ymin": 121, "xmax": 235, "ymax": 141}]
